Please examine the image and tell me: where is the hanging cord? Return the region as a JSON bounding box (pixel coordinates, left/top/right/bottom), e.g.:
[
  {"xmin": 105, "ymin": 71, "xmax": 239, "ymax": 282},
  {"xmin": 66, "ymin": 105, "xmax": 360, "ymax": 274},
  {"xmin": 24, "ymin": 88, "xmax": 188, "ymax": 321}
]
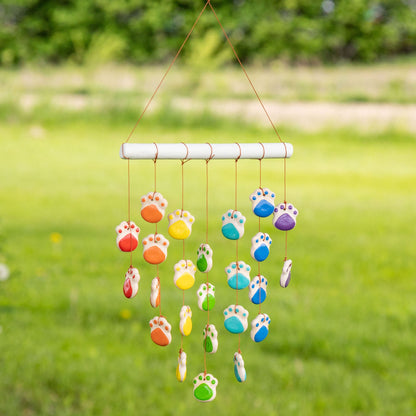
[
  {"xmin": 257, "ymin": 143, "xmax": 266, "ymax": 313},
  {"xmin": 153, "ymin": 143, "xmax": 159, "ymax": 235},
  {"xmin": 234, "ymin": 143, "xmax": 241, "ymax": 306},
  {"xmin": 208, "ymin": 3, "xmax": 289, "ymax": 265},
  {"xmin": 124, "ymin": 0, "xmax": 211, "ymax": 144},
  {"xmin": 180, "ymin": 142, "xmax": 190, "ymax": 260},
  {"xmin": 203, "ymin": 144, "xmax": 214, "ymax": 376},
  {"xmin": 205, "ymin": 143, "xmax": 214, "ymax": 244},
  {"xmin": 234, "ymin": 143, "xmax": 242, "ymax": 354},
  {"xmin": 126, "ymin": 159, "xmax": 133, "ymax": 267},
  {"xmin": 211, "ymin": 3, "xmax": 291, "ymax": 256},
  {"xmin": 258, "ymin": 142, "xmax": 265, "ymax": 191},
  {"xmin": 179, "ymin": 142, "xmax": 191, "ymax": 354},
  {"xmin": 157, "ymin": 264, "xmax": 162, "ymax": 318}
]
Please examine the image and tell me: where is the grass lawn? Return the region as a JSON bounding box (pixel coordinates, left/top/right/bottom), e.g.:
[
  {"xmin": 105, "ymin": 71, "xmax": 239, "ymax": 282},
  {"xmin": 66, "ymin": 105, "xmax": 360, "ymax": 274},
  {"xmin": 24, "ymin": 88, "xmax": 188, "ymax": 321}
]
[{"xmin": 1, "ymin": 66, "xmax": 416, "ymax": 415}]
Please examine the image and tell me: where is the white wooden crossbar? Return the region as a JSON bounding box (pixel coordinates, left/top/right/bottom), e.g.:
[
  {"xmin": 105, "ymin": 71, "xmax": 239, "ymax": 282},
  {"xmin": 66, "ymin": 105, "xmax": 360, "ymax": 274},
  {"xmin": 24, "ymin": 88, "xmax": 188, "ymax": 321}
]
[{"xmin": 120, "ymin": 142, "xmax": 293, "ymax": 160}]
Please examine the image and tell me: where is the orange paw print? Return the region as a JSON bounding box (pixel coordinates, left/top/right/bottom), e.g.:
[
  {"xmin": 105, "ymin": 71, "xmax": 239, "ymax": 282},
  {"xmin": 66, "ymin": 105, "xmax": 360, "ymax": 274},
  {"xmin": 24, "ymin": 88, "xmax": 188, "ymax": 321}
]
[{"xmin": 142, "ymin": 234, "xmax": 169, "ymax": 264}]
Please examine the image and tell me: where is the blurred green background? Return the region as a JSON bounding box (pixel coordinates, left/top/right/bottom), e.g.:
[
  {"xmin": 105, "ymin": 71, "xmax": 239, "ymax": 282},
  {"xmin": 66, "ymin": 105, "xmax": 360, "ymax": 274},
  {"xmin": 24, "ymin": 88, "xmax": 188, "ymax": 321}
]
[{"xmin": 1, "ymin": 1, "xmax": 416, "ymax": 415}]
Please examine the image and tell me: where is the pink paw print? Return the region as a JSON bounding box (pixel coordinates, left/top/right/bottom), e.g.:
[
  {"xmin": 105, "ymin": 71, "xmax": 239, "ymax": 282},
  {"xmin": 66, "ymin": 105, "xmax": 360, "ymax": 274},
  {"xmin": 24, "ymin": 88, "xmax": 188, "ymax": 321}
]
[{"xmin": 116, "ymin": 221, "xmax": 140, "ymax": 252}]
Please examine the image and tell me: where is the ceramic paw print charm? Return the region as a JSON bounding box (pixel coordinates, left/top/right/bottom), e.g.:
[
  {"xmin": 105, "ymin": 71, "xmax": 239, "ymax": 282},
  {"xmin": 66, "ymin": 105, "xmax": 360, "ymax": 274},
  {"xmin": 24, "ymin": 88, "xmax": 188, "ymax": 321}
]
[
  {"xmin": 176, "ymin": 350, "xmax": 187, "ymax": 382},
  {"xmin": 140, "ymin": 192, "xmax": 168, "ymax": 223},
  {"xmin": 149, "ymin": 316, "xmax": 172, "ymax": 346},
  {"xmin": 221, "ymin": 209, "xmax": 246, "ymax": 240},
  {"xmin": 115, "ymin": 221, "xmax": 140, "ymax": 252},
  {"xmin": 179, "ymin": 305, "xmax": 192, "ymax": 336},
  {"xmin": 196, "ymin": 243, "xmax": 213, "ymax": 273},
  {"xmin": 168, "ymin": 210, "xmax": 195, "ymax": 240},
  {"xmin": 250, "ymin": 313, "xmax": 270, "ymax": 343},
  {"xmin": 223, "ymin": 304, "xmax": 249, "ymax": 334},
  {"xmin": 150, "ymin": 277, "xmax": 161, "ymax": 308},
  {"xmin": 250, "ymin": 232, "xmax": 272, "ymax": 262},
  {"xmin": 203, "ymin": 324, "xmax": 218, "ymax": 354},
  {"xmin": 249, "ymin": 188, "xmax": 276, "ymax": 217},
  {"xmin": 193, "ymin": 373, "xmax": 218, "ymax": 402},
  {"xmin": 233, "ymin": 352, "xmax": 247, "ymax": 382},
  {"xmin": 123, "ymin": 266, "xmax": 140, "ymax": 298},
  {"xmin": 273, "ymin": 202, "xmax": 298, "ymax": 231},
  {"xmin": 173, "ymin": 260, "xmax": 196, "ymax": 290},
  {"xmin": 142, "ymin": 234, "xmax": 169, "ymax": 264},
  {"xmin": 280, "ymin": 259, "xmax": 292, "ymax": 288}
]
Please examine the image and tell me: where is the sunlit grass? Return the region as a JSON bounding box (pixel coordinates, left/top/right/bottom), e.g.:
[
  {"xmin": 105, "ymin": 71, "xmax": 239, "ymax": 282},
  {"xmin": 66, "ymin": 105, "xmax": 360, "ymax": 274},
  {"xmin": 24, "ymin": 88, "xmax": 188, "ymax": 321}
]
[{"xmin": 1, "ymin": 110, "xmax": 415, "ymax": 415}]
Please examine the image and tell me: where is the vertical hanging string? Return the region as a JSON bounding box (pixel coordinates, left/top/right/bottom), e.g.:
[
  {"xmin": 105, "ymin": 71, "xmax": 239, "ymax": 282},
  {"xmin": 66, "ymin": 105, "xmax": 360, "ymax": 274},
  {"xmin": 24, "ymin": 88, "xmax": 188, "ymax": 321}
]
[
  {"xmin": 153, "ymin": 143, "xmax": 158, "ymax": 235},
  {"xmin": 179, "ymin": 143, "xmax": 190, "ymax": 354},
  {"xmin": 180, "ymin": 156, "xmax": 185, "ymax": 353},
  {"xmin": 234, "ymin": 143, "xmax": 241, "ymax": 354},
  {"xmin": 127, "ymin": 159, "xmax": 133, "ymax": 267},
  {"xmin": 203, "ymin": 144, "xmax": 214, "ymax": 376},
  {"xmin": 181, "ymin": 142, "xmax": 190, "ymax": 260},
  {"xmin": 181, "ymin": 144, "xmax": 186, "ymax": 260},
  {"xmin": 157, "ymin": 264, "xmax": 162, "ymax": 317},
  {"xmin": 258, "ymin": 143, "xmax": 265, "ymax": 313},
  {"xmin": 123, "ymin": 0, "xmax": 211, "ymax": 144}
]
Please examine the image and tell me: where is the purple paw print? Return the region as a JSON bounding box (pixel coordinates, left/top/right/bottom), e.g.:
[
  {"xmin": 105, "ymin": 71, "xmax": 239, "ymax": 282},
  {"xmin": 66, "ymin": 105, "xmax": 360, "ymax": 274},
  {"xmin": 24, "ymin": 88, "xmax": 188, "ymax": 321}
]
[{"xmin": 273, "ymin": 202, "xmax": 298, "ymax": 231}]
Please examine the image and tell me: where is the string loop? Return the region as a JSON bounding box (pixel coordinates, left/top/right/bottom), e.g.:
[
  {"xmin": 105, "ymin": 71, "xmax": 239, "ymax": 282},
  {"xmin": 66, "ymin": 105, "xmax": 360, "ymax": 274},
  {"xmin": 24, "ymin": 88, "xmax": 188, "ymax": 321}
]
[
  {"xmin": 235, "ymin": 142, "xmax": 242, "ymax": 162},
  {"xmin": 206, "ymin": 142, "xmax": 215, "ymax": 163},
  {"xmin": 181, "ymin": 142, "xmax": 191, "ymax": 165},
  {"xmin": 153, "ymin": 142, "xmax": 159, "ymax": 163},
  {"xmin": 258, "ymin": 142, "xmax": 266, "ymax": 160}
]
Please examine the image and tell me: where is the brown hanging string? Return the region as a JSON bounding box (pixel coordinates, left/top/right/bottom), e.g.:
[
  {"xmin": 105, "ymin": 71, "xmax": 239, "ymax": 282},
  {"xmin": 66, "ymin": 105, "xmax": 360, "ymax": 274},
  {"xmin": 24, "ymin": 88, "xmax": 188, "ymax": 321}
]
[
  {"xmin": 153, "ymin": 143, "xmax": 159, "ymax": 235},
  {"xmin": 203, "ymin": 144, "xmax": 214, "ymax": 376},
  {"xmin": 208, "ymin": 1, "xmax": 288, "ymax": 204},
  {"xmin": 257, "ymin": 143, "xmax": 266, "ymax": 314},
  {"xmin": 234, "ymin": 143, "xmax": 242, "ymax": 353},
  {"xmin": 180, "ymin": 142, "xmax": 190, "ymax": 260},
  {"xmin": 285, "ymin": 231, "xmax": 288, "ymax": 262},
  {"xmin": 124, "ymin": 0, "xmax": 211, "ymax": 144},
  {"xmin": 179, "ymin": 142, "xmax": 191, "ymax": 354},
  {"xmin": 209, "ymin": 2, "xmax": 290, "ymax": 269},
  {"xmin": 127, "ymin": 159, "xmax": 133, "ymax": 267},
  {"xmin": 157, "ymin": 264, "xmax": 162, "ymax": 318}
]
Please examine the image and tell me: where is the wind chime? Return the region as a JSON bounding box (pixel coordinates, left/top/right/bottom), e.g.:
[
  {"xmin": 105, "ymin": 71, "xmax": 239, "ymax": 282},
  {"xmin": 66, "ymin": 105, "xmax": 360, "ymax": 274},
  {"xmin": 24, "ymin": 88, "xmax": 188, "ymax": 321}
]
[{"xmin": 115, "ymin": 0, "xmax": 297, "ymax": 403}]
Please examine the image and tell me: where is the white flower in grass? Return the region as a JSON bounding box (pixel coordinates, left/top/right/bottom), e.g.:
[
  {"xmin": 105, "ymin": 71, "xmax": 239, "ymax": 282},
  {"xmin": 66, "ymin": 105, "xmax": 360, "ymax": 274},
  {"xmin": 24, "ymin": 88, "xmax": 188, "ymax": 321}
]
[{"xmin": 0, "ymin": 263, "xmax": 10, "ymax": 281}]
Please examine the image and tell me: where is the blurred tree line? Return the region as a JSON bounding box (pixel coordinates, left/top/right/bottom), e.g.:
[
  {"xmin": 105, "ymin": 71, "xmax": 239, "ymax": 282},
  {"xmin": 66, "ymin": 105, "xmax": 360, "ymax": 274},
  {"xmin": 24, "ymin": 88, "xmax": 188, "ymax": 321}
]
[{"xmin": 0, "ymin": 0, "xmax": 415, "ymax": 66}]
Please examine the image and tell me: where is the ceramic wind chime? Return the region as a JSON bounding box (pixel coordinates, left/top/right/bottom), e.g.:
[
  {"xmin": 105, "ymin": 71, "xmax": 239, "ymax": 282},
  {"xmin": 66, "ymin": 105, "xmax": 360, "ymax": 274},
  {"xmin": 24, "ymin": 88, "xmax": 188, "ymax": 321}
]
[{"xmin": 114, "ymin": 0, "xmax": 298, "ymax": 403}]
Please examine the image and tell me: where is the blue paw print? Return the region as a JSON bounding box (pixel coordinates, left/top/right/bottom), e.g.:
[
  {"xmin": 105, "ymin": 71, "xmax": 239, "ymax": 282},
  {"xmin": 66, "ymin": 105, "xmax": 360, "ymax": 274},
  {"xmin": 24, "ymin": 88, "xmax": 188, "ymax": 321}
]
[
  {"xmin": 221, "ymin": 209, "xmax": 246, "ymax": 240},
  {"xmin": 250, "ymin": 314, "xmax": 270, "ymax": 343},
  {"xmin": 250, "ymin": 188, "xmax": 276, "ymax": 218},
  {"xmin": 225, "ymin": 261, "xmax": 251, "ymax": 290},
  {"xmin": 250, "ymin": 232, "xmax": 272, "ymax": 262}
]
